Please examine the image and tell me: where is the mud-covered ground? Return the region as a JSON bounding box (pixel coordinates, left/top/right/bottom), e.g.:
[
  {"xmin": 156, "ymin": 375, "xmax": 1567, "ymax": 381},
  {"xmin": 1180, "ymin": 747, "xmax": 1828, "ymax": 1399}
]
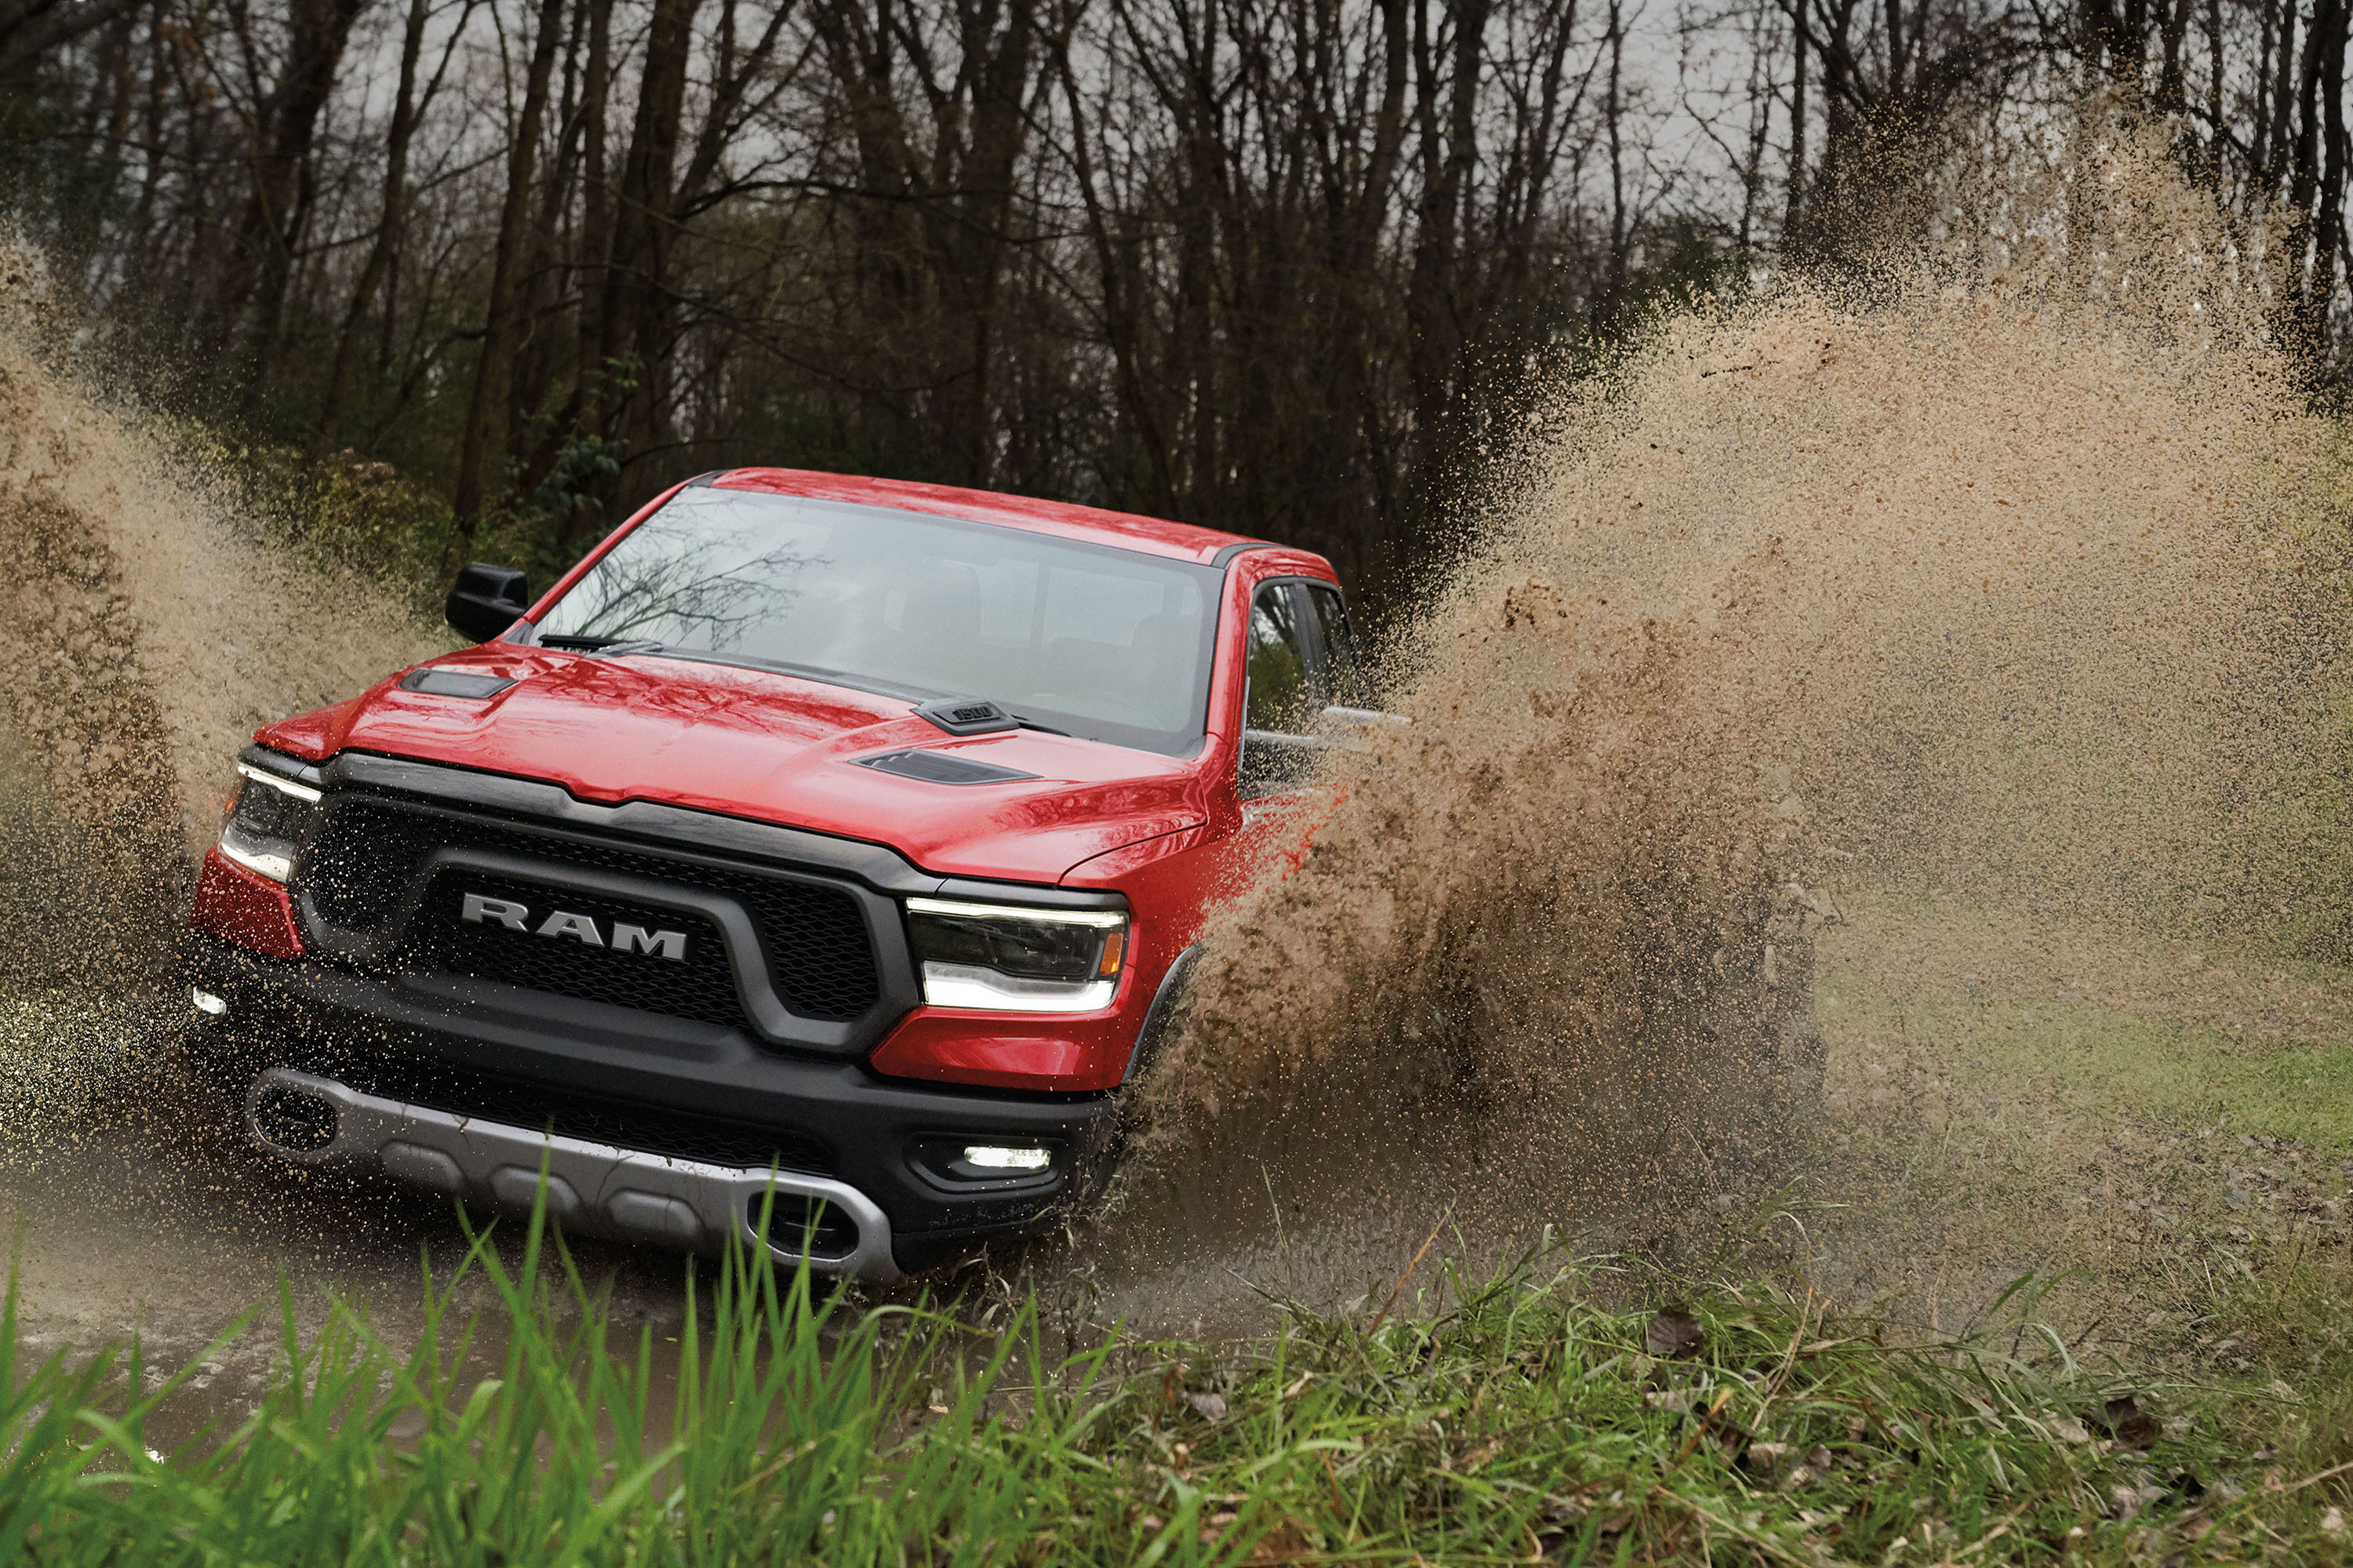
[
  {"xmin": 1789, "ymin": 900, "xmax": 2353, "ymax": 1375},
  {"xmin": 4, "ymin": 897, "xmax": 2348, "ymax": 1444}
]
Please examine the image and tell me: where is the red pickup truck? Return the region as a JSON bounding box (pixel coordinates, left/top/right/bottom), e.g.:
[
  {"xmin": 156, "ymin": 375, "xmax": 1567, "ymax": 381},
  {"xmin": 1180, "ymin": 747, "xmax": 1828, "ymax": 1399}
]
[{"xmin": 183, "ymin": 469, "xmax": 1369, "ymax": 1279}]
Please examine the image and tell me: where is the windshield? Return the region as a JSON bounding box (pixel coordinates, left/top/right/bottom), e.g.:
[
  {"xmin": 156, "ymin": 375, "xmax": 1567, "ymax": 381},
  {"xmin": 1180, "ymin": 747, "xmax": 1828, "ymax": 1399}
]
[{"xmin": 530, "ymin": 486, "xmax": 1223, "ymax": 755}]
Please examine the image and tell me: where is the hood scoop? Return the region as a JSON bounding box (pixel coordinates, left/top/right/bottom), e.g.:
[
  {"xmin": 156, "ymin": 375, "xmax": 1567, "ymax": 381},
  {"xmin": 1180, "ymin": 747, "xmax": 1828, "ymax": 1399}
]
[
  {"xmin": 851, "ymin": 748, "xmax": 1039, "ymax": 786},
  {"xmin": 400, "ymin": 667, "xmax": 517, "ymax": 700},
  {"xmin": 912, "ymin": 696, "xmax": 1018, "ymax": 736}
]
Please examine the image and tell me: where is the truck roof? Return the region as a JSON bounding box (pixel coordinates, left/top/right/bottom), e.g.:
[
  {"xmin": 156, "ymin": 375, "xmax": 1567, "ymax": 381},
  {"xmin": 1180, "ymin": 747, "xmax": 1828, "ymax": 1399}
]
[{"xmin": 704, "ymin": 467, "xmax": 1267, "ymax": 566}]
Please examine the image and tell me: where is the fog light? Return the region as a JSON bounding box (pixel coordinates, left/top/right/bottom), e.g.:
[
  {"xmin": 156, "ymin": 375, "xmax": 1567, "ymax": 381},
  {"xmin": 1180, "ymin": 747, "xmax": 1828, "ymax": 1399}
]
[
  {"xmin": 191, "ymin": 988, "xmax": 228, "ymax": 1017},
  {"xmin": 962, "ymin": 1144, "xmax": 1051, "ymax": 1171}
]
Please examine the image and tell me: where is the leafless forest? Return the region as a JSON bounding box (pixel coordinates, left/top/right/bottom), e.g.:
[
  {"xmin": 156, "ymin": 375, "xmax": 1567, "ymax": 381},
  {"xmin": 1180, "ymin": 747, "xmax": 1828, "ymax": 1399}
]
[{"xmin": 1, "ymin": 0, "xmax": 2345, "ymax": 591}]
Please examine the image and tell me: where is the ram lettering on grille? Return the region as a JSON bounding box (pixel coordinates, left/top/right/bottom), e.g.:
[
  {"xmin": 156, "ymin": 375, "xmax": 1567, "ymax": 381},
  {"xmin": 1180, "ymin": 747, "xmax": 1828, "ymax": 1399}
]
[{"xmin": 460, "ymin": 892, "xmax": 689, "ymax": 962}]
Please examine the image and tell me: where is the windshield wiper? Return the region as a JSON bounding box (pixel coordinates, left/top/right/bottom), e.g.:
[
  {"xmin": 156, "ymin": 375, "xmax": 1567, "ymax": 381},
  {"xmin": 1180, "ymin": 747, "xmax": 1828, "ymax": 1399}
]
[{"xmin": 540, "ymin": 632, "xmax": 664, "ymax": 655}]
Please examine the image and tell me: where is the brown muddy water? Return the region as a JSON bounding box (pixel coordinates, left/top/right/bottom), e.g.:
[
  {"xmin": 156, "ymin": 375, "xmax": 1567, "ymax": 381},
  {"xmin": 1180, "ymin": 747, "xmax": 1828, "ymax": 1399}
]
[{"xmin": 2, "ymin": 104, "xmax": 2350, "ymax": 1435}]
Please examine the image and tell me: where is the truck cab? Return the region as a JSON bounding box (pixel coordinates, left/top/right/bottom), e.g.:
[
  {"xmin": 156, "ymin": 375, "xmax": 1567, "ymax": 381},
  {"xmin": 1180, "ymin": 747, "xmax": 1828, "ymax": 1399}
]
[{"xmin": 184, "ymin": 469, "xmax": 1366, "ymax": 1278}]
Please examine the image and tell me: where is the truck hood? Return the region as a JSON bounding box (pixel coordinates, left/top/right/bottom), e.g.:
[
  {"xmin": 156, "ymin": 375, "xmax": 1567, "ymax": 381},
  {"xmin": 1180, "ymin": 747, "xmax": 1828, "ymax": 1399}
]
[{"xmin": 255, "ymin": 646, "xmax": 1212, "ymax": 884}]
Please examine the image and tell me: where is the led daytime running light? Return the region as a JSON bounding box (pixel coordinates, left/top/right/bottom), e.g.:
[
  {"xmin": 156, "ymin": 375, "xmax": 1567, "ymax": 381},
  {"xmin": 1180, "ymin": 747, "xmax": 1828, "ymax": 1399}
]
[
  {"xmin": 236, "ymin": 762, "xmax": 321, "ymax": 802},
  {"xmin": 903, "ymin": 897, "xmax": 1124, "ymax": 928}
]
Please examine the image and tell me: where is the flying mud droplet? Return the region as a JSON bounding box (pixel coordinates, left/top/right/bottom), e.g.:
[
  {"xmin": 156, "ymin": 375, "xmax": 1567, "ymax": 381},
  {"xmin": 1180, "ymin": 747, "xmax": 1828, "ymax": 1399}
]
[
  {"xmin": 1089, "ymin": 100, "xmax": 2345, "ymax": 1317},
  {"xmin": 0, "ymin": 251, "xmax": 438, "ymax": 994},
  {"xmin": 0, "ymin": 101, "xmax": 2345, "ymax": 1354}
]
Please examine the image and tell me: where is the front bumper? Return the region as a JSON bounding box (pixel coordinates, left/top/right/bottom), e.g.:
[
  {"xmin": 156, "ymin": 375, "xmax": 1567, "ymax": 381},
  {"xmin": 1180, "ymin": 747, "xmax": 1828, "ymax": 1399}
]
[
  {"xmin": 248, "ymin": 1067, "xmax": 905, "ymax": 1278},
  {"xmin": 188, "ymin": 933, "xmax": 1120, "ymax": 1277}
]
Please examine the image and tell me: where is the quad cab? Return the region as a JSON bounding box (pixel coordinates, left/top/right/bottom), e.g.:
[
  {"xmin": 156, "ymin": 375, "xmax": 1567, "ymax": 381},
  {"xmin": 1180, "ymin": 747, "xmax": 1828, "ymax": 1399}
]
[{"xmin": 184, "ymin": 470, "xmax": 1379, "ymax": 1278}]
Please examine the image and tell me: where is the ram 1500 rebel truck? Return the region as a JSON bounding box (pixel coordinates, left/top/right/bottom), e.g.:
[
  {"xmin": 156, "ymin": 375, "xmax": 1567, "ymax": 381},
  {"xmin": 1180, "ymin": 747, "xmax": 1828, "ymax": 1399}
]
[{"xmin": 183, "ymin": 469, "xmax": 1371, "ymax": 1279}]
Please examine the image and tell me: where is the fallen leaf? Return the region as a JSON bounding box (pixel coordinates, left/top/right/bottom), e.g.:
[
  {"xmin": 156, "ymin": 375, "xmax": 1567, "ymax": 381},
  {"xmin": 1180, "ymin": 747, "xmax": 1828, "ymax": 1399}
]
[
  {"xmin": 2100, "ymin": 1395, "xmax": 2159, "ymax": 1449},
  {"xmin": 1645, "ymin": 1305, "xmax": 1703, "ymax": 1359},
  {"xmin": 1249, "ymin": 1523, "xmax": 1314, "ymax": 1563}
]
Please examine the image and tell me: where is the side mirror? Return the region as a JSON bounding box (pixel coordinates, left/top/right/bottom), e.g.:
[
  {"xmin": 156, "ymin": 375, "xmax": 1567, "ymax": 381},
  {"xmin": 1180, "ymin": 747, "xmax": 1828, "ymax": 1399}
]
[{"xmin": 446, "ymin": 562, "xmax": 531, "ymax": 644}]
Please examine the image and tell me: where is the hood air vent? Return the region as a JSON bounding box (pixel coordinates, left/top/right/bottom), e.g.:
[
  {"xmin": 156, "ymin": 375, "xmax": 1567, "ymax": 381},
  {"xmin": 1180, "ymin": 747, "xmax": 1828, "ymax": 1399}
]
[
  {"xmin": 399, "ymin": 668, "xmax": 516, "ymax": 700},
  {"xmin": 851, "ymin": 749, "xmax": 1039, "ymax": 787},
  {"xmin": 913, "ymin": 697, "xmax": 1018, "ymax": 736}
]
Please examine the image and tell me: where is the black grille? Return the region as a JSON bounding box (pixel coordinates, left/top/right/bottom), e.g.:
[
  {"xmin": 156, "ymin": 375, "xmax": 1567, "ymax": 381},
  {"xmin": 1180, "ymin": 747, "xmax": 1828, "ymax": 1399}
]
[
  {"xmin": 407, "ymin": 870, "xmax": 745, "ymax": 1029},
  {"xmin": 279, "ymin": 1040, "xmax": 834, "ymax": 1173},
  {"xmin": 302, "ymin": 796, "xmax": 882, "ymax": 1023}
]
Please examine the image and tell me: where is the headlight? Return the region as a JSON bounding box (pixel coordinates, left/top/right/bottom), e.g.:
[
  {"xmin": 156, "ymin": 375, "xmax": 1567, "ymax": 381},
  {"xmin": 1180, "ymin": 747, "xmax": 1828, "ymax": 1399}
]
[
  {"xmin": 904, "ymin": 897, "xmax": 1127, "ymax": 1013},
  {"xmin": 217, "ymin": 761, "xmax": 321, "ymax": 883}
]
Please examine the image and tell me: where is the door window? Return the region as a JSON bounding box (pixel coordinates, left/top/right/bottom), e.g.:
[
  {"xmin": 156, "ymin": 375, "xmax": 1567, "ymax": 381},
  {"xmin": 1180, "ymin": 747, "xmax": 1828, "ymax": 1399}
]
[
  {"xmin": 1245, "ymin": 584, "xmax": 1312, "ymax": 733},
  {"xmin": 1240, "ymin": 583, "xmax": 1320, "ymax": 797},
  {"xmin": 1303, "ymin": 583, "xmax": 1368, "ymax": 708}
]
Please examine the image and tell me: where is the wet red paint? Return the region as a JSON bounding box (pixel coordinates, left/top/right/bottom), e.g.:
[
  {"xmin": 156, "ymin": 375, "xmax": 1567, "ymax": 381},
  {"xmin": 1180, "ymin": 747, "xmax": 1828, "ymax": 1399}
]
[
  {"xmin": 189, "ymin": 848, "xmax": 304, "ymax": 960},
  {"xmin": 239, "ymin": 478, "xmax": 1345, "ymax": 1091}
]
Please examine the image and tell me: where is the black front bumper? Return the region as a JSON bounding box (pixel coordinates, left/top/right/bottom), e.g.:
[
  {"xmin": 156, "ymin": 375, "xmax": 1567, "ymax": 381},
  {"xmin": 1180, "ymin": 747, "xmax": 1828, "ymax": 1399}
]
[{"xmin": 187, "ymin": 931, "xmax": 1120, "ymax": 1275}]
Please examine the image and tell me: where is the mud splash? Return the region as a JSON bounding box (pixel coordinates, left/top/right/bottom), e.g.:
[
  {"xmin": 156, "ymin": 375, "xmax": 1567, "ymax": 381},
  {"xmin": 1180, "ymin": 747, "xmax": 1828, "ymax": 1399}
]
[
  {"xmin": 0, "ymin": 107, "xmax": 2342, "ymax": 1345},
  {"xmin": 0, "ymin": 250, "xmax": 456, "ymax": 1379},
  {"xmin": 0, "ymin": 256, "xmax": 437, "ymax": 990},
  {"xmin": 1099, "ymin": 106, "xmax": 2339, "ymax": 1310}
]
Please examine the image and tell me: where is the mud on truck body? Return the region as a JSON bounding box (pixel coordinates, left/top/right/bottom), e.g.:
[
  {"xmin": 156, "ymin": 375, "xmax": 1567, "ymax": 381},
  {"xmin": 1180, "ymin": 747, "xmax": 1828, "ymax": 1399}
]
[{"xmin": 183, "ymin": 470, "xmax": 1374, "ymax": 1279}]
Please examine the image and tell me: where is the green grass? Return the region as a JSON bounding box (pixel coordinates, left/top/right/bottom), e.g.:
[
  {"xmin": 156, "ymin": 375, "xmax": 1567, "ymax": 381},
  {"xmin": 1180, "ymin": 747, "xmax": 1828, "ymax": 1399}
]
[
  {"xmin": 4, "ymin": 1195, "xmax": 2351, "ymax": 1564},
  {"xmin": 1820, "ymin": 986, "xmax": 2353, "ymax": 1151}
]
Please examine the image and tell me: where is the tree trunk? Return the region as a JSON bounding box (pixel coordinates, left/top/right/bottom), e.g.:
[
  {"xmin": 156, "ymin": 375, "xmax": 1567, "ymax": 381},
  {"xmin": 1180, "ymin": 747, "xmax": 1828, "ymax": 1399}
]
[
  {"xmin": 195, "ymin": 0, "xmax": 369, "ymax": 402},
  {"xmin": 453, "ymin": 0, "xmax": 570, "ymax": 526},
  {"xmin": 1603, "ymin": 0, "xmax": 1627, "ymax": 320},
  {"xmin": 2267, "ymin": 0, "xmax": 2300, "ymax": 195},
  {"xmin": 2207, "ymin": 0, "xmax": 2225, "ymax": 173},
  {"xmin": 1788, "ymin": 2, "xmax": 1808, "ymax": 225},
  {"xmin": 2318, "ymin": 0, "xmax": 2348, "ymax": 351},
  {"xmin": 2286, "ymin": 0, "xmax": 2329, "ymax": 351},
  {"xmin": 1885, "ymin": 0, "xmax": 1903, "ymax": 98},
  {"xmin": 2253, "ymin": 0, "xmax": 2277, "ymax": 179},
  {"xmin": 596, "ymin": 0, "xmax": 698, "ymax": 510},
  {"xmin": 311, "ymin": 0, "xmax": 430, "ymax": 458},
  {"xmin": 1408, "ymin": 0, "xmax": 1492, "ymax": 452},
  {"xmin": 2158, "ymin": 0, "xmax": 2190, "ymax": 108},
  {"xmin": 572, "ymin": 0, "xmax": 614, "ymax": 417}
]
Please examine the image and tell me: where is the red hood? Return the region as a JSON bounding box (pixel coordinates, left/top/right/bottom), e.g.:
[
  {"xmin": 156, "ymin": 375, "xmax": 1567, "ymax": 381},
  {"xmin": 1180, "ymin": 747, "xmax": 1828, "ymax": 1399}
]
[{"xmin": 256, "ymin": 646, "xmax": 1212, "ymax": 884}]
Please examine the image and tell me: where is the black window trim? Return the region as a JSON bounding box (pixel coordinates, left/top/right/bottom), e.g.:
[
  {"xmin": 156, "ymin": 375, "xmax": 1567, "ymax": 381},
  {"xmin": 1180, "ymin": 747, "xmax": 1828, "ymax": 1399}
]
[{"xmin": 1252, "ymin": 575, "xmax": 1351, "ymax": 703}]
